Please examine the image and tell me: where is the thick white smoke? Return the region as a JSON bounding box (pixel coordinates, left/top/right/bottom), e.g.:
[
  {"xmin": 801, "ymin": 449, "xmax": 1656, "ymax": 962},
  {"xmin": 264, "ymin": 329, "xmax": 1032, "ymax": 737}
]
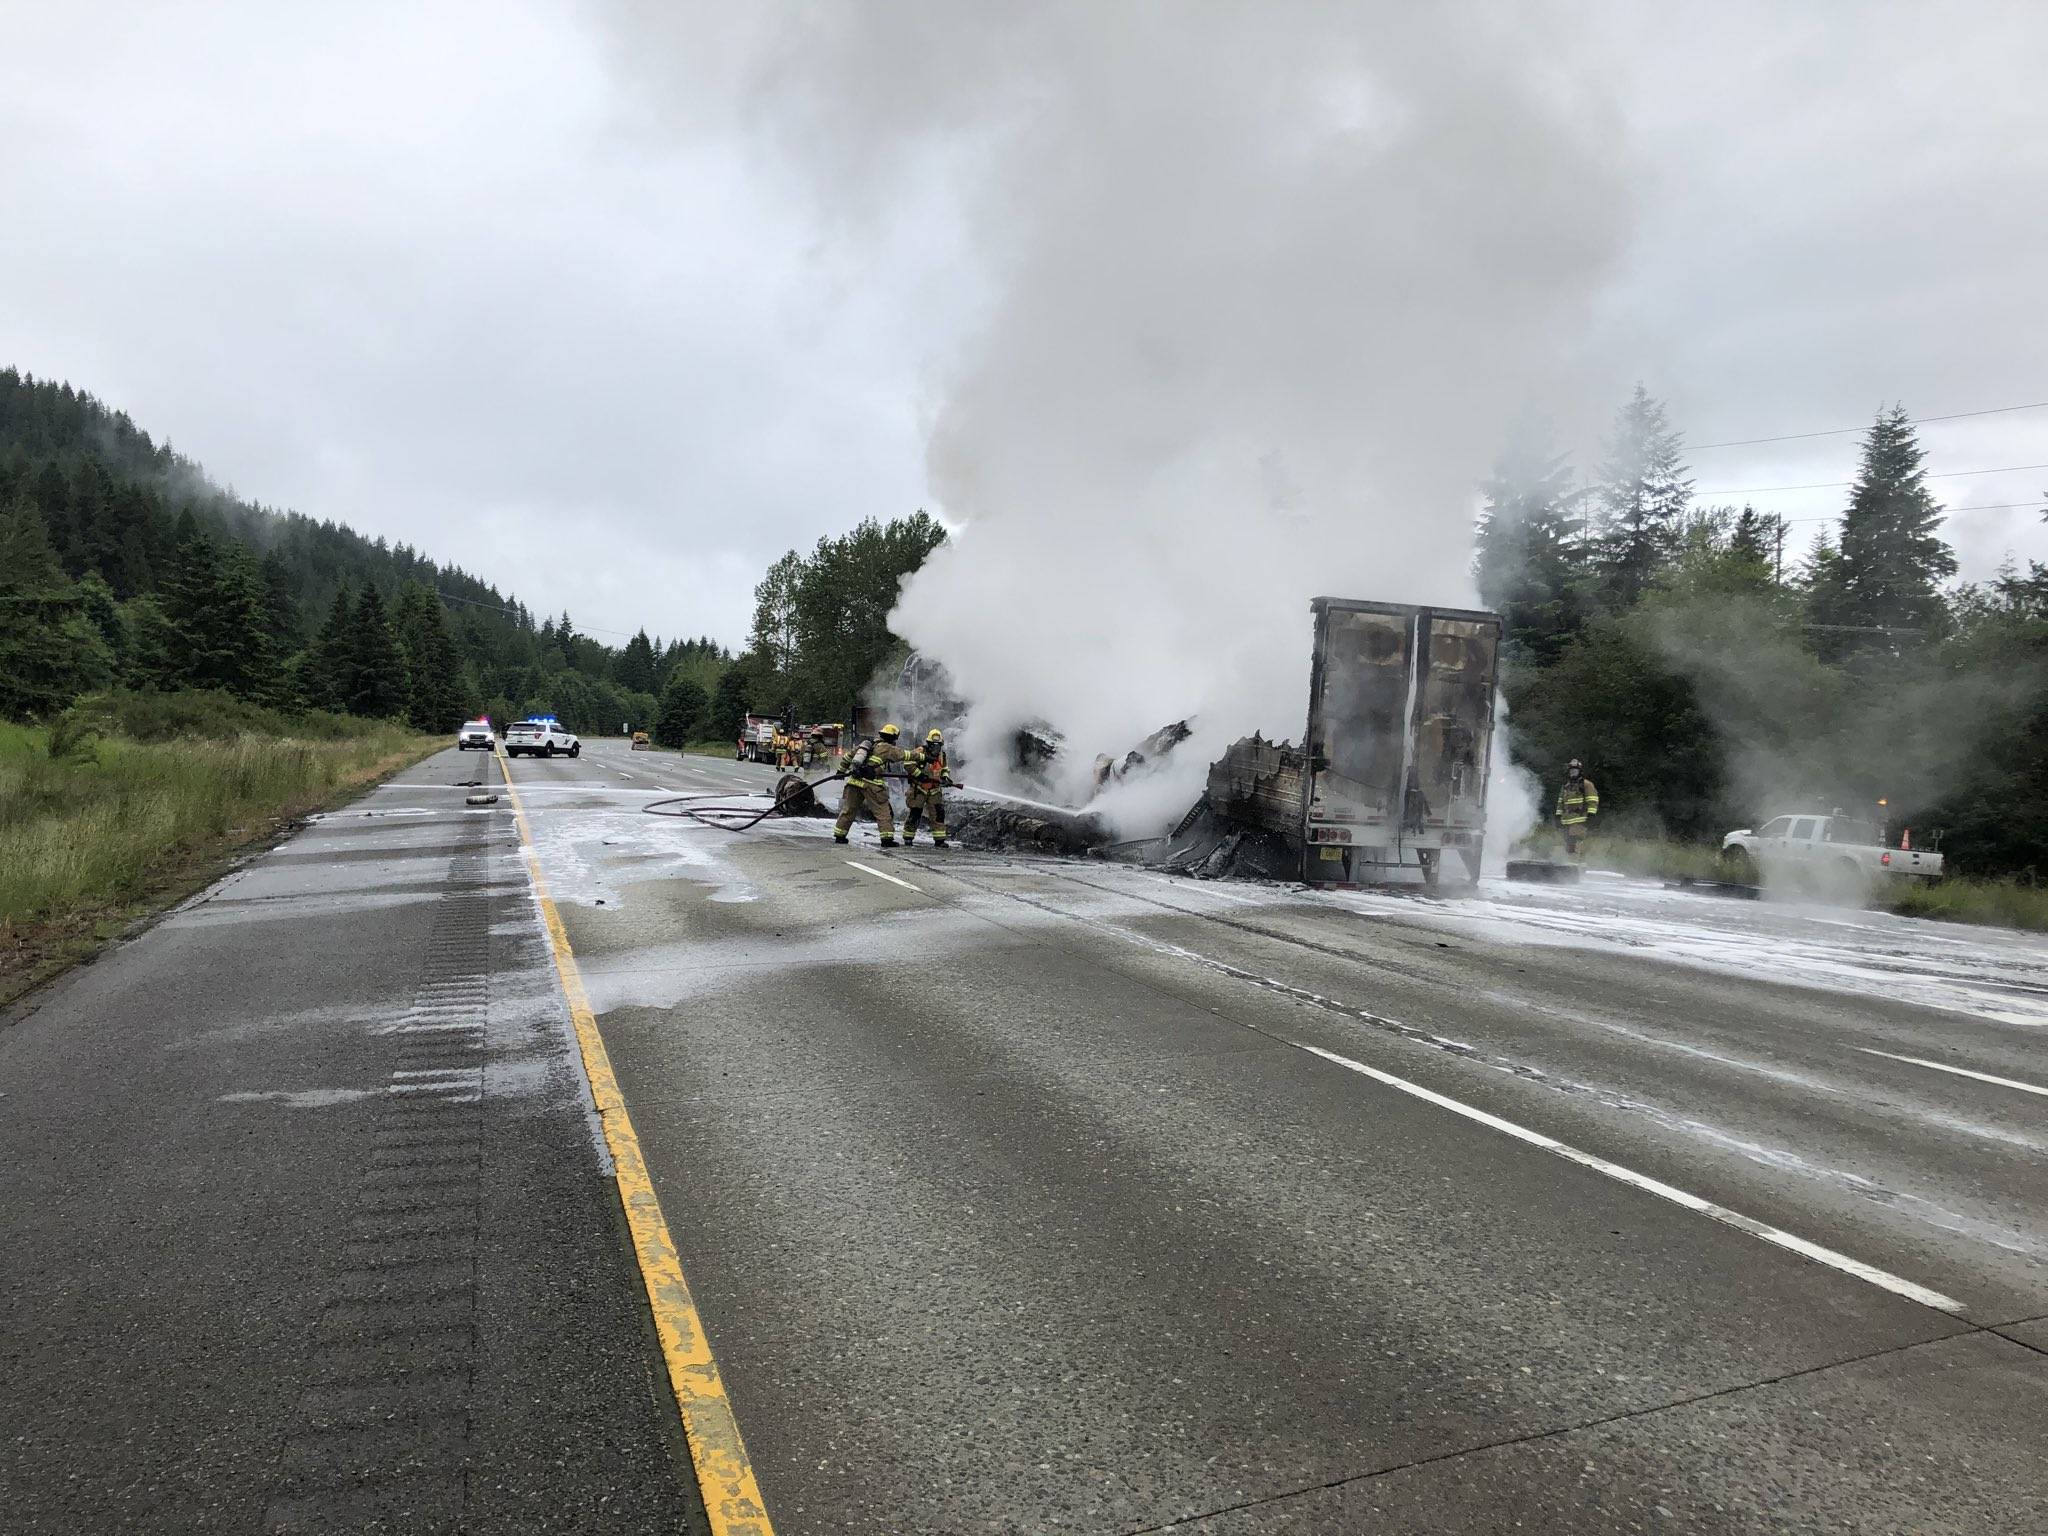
[{"xmin": 603, "ymin": 3, "xmax": 1636, "ymax": 831}]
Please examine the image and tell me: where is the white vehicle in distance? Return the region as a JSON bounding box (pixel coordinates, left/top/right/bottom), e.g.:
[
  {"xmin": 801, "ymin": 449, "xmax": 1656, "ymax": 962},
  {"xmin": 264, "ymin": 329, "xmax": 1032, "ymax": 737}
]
[
  {"xmin": 503, "ymin": 719, "xmax": 581, "ymax": 759},
  {"xmin": 455, "ymin": 718, "xmax": 496, "ymax": 751},
  {"xmin": 1722, "ymin": 812, "xmax": 1942, "ymax": 894}
]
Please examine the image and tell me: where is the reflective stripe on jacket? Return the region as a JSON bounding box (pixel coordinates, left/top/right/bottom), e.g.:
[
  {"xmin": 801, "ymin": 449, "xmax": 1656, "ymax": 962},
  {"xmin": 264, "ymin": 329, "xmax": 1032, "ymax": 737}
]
[{"xmin": 1556, "ymin": 778, "xmax": 1600, "ymax": 825}]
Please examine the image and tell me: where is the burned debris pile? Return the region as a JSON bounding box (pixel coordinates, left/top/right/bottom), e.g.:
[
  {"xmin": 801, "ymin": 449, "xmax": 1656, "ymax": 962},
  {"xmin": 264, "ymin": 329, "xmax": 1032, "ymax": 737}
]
[
  {"xmin": 1152, "ymin": 734, "xmax": 1310, "ymax": 880},
  {"xmin": 945, "ymin": 793, "xmax": 1109, "ymax": 855},
  {"xmin": 923, "ymin": 597, "xmax": 1508, "ymax": 888}
]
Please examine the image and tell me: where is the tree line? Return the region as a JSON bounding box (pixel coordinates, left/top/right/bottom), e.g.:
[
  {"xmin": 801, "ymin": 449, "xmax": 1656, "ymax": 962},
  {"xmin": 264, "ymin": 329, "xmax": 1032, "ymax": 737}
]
[
  {"xmin": 1477, "ymin": 386, "xmax": 2047, "ymax": 876},
  {"xmin": 0, "ymin": 368, "xmax": 728, "ymax": 735},
  {"xmin": 690, "ymin": 511, "xmax": 949, "ymax": 746}
]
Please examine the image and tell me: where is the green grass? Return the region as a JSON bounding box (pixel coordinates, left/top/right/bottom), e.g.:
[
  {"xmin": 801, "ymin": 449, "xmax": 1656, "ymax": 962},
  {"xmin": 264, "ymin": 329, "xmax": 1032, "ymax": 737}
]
[
  {"xmin": 1514, "ymin": 826, "xmax": 1732, "ymax": 882},
  {"xmin": 1879, "ymin": 877, "xmax": 2048, "ymax": 932},
  {"xmin": 1, "ymin": 695, "xmax": 438, "ymax": 1000}
]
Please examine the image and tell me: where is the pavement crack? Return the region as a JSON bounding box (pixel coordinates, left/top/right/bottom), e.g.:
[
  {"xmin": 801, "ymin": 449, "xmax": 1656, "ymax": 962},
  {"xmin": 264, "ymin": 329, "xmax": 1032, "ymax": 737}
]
[{"xmin": 1115, "ymin": 1326, "xmax": 2025, "ymax": 1535}]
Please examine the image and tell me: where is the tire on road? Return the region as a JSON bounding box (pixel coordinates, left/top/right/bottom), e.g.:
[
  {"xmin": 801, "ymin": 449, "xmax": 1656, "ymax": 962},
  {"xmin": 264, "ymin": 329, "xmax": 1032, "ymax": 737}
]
[{"xmin": 1827, "ymin": 855, "xmax": 1869, "ymax": 907}]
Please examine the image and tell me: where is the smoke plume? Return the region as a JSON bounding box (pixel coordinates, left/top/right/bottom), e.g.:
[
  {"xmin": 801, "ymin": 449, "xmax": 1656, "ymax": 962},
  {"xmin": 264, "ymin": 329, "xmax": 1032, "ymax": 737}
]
[{"xmin": 603, "ymin": 3, "xmax": 1637, "ymax": 826}]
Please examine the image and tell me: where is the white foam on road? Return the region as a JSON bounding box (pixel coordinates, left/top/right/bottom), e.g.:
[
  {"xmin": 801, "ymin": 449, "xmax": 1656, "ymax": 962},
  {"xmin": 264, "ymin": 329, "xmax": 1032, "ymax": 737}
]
[
  {"xmin": 1311, "ymin": 875, "xmax": 2048, "ymax": 1028},
  {"xmin": 218, "ymin": 1088, "xmax": 374, "ymax": 1108}
]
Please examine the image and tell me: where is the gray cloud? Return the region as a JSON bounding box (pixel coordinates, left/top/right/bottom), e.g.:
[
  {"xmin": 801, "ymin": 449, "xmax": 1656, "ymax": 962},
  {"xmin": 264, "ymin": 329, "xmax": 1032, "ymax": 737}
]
[{"xmin": 4, "ymin": 0, "xmax": 2043, "ymax": 667}]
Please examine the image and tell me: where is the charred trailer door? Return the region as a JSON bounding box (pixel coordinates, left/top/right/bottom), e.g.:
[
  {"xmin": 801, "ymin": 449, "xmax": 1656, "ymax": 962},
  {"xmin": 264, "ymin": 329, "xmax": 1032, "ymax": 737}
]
[{"xmin": 1300, "ymin": 599, "xmax": 1502, "ymax": 886}]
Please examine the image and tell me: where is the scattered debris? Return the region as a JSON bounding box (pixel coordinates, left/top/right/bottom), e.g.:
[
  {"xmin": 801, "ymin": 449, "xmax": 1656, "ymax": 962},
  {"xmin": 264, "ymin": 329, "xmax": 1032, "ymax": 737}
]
[
  {"xmin": 1668, "ymin": 876, "xmax": 1764, "ymax": 900},
  {"xmin": 946, "ymin": 791, "xmax": 1109, "ymax": 855},
  {"xmin": 1507, "ymin": 859, "xmax": 1581, "ymax": 884}
]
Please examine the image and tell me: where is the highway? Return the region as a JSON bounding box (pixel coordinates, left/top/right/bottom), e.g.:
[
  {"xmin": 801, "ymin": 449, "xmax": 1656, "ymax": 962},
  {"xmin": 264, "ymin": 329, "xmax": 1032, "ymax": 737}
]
[{"xmin": 5, "ymin": 736, "xmax": 2045, "ymax": 1532}]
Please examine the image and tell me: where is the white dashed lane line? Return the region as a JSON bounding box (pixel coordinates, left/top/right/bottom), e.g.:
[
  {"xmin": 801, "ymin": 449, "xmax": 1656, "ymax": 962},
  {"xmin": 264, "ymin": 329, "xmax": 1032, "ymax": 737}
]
[
  {"xmin": 1856, "ymin": 1047, "xmax": 2048, "ymax": 1100},
  {"xmin": 847, "ymin": 861, "xmax": 923, "ymax": 894},
  {"xmin": 1302, "ymin": 1043, "xmax": 1966, "ymax": 1316}
]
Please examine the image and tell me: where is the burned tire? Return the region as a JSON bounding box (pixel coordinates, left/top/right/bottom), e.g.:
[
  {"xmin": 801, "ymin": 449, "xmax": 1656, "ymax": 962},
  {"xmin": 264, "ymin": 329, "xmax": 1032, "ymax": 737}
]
[{"xmin": 772, "ymin": 772, "xmax": 819, "ymax": 816}]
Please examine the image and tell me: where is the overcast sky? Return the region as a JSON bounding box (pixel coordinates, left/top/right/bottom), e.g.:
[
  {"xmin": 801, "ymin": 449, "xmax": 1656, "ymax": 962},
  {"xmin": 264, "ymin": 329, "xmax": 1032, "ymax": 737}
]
[{"xmin": 5, "ymin": 1, "xmax": 2045, "ymax": 653}]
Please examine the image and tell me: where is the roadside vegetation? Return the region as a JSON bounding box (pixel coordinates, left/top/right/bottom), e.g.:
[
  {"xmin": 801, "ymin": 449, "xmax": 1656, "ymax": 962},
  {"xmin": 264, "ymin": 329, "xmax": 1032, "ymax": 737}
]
[
  {"xmin": 1521, "ymin": 825, "xmax": 2048, "ymax": 932},
  {"xmin": 1480, "ymin": 391, "xmax": 2048, "ymax": 888},
  {"xmin": 1881, "ymin": 877, "xmax": 2048, "ymax": 932},
  {"xmin": 0, "ymin": 690, "xmax": 436, "ymax": 1003}
]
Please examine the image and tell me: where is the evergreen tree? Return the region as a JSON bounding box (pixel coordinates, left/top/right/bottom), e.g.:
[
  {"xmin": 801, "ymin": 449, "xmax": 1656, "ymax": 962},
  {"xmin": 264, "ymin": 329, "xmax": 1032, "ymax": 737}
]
[
  {"xmin": 257, "ymin": 549, "xmax": 301, "ymax": 653},
  {"xmin": 615, "ymin": 629, "xmax": 658, "ymax": 694},
  {"xmin": 157, "ymin": 528, "xmax": 278, "ymax": 701},
  {"xmin": 1592, "ymin": 385, "xmax": 1692, "ymax": 609},
  {"xmin": 305, "ymin": 586, "xmax": 355, "ymax": 711},
  {"xmin": 1810, "ymin": 405, "xmax": 1957, "ymax": 658},
  {"xmin": 345, "ymin": 586, "xmax": 409, "ymax": 718},
  {"xmin": 394, "ymin": 582, "xmax": 466, "ymax": 731},
  {"xmin": 120, "ymin": 595, "xmax": 182, "ymax": 692},
  {"xmin": 654, "ymin": 673, "xmax": 709, "ymax": 749},
  {"xmin": 710, "ymin": 661, "xmax": 752, "ymax": 742},
  {"xmin": 74, "ymin": 573, "xmax": 128, "ymax": 662},
  {"xmin": 1728, "ymin": 506, "xmax": 1785, "ymax": 577},
  {"xmin": 1473, "ymin": 420, "xmax": 1589, "ymax": 662},
  {"xmin": 0, "ymin": 499, "xmax": 113, "ymax": 718}
]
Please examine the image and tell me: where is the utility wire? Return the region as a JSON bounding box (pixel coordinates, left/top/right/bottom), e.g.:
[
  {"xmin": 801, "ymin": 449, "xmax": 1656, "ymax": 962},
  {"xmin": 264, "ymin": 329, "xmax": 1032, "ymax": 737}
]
[
  {"xmin": 1690, "ymin": 399, "xmax": 2048, "ymax": 451},
  {"xmin": 1696, "ymin": 463, "xmax": 2048, "ymax": 497},
  {"xmin": 433, "ymin": 586, "xmax": 643, "ymax": 641},
  {"xmin": 1771, "ymin": 500, "xmax": 2041, "ymax": 526}
]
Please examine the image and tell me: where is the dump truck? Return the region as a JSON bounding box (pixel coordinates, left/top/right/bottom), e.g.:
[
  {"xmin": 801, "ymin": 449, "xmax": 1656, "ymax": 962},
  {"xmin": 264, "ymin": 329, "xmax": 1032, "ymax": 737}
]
[
  {"xmin": 738, "ymin": 714, "xmax": 779, "ymax": 763},
  {"xmin": 1202, "ymin": 598, "xmax": 1503, "ymax": 886}
]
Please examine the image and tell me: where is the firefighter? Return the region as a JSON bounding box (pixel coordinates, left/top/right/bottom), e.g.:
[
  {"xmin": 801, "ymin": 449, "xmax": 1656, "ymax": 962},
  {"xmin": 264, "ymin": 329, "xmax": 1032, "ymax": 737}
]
[
  {"xmin": 832, "ymin": 725, "xmax": 903, "ymax": 846},
  {"xmin": 902, "ymin": 728, "xmax": 954, "ymax": 847},
  {"xmin": 1555, "ymin": 758, "xmax": 1600, "ymax": 856}
]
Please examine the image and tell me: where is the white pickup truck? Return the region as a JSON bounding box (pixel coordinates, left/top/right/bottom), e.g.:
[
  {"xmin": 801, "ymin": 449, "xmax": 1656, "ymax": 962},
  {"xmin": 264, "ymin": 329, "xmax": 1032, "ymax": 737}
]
[{"xmin": 1722, "ymin": 813, "xmax": 1942, "ymax": 891}]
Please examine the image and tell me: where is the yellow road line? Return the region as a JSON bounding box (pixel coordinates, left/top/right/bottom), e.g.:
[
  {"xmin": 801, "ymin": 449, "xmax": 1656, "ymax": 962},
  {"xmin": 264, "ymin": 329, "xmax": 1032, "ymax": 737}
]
[{"xmin": 496, "ymin": 750, "xmax": 774, "ymax": 1536}]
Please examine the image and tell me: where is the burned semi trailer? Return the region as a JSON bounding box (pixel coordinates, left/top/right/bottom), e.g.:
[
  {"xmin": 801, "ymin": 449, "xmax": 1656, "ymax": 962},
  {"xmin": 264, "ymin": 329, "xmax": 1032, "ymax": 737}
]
[{"xmin": 1202, "ymin": 598, "xmax": 1503, "ymax": 886}]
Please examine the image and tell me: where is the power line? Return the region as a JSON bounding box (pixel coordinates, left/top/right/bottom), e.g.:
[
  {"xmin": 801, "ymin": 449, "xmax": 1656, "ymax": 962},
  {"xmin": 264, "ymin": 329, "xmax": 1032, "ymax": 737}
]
[
  {"xmin": 1690, "ymin": 399, "xmax": 2048, "ymax": 451},
  {"xmin": 433, "ymin": 586, "xmax": 643, "ymax": 641},
  {"xmin": 1696, "ymin": 462, "xmax": 2048, "ymax": 497},
  {"xmin": 1771, "ymin": 500, "xmax": 2043, "ymax": 526}
]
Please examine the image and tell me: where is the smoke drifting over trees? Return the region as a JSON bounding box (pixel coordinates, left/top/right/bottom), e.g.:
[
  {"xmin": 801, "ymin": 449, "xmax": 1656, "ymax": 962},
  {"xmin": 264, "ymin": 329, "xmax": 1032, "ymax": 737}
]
[
  {"xmin": 1483, "ymin": 387, "xmax": 2048, "ymax": 876},
  {"xmin": 607, "ymin": 2, "xmax": 1638, "ymax": 799}
]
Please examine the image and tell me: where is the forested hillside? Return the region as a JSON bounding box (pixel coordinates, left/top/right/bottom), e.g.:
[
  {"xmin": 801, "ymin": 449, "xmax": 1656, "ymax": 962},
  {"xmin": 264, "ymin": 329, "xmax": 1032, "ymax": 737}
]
[
  {"xmin": 0, "ymin": 368, "xmax": 726, "ymax": 736},
  {"xmin": 1481, "ymin": 388, "xmax": 2048, "ymax": 876}
]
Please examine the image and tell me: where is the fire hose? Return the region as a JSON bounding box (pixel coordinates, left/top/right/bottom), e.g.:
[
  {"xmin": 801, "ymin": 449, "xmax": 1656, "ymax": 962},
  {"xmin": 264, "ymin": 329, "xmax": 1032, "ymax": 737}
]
[{"xmin": 642, "ymin": 767, "xmax": 948, "ymax": 830}]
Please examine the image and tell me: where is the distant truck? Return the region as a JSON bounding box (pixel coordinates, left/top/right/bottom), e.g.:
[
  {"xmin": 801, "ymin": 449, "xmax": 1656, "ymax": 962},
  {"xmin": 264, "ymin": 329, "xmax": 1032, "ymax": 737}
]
[
  {"xmin": 738, "ymin": 715, "xmax": 778, "ymax": 763},
  {"xmin": 1722, "ymin": 814, "xmax": 1942, "ymax": 890},
  {"xmin": 1204, "ymin": 599, "xmax": 1503, "ymax": 886}
]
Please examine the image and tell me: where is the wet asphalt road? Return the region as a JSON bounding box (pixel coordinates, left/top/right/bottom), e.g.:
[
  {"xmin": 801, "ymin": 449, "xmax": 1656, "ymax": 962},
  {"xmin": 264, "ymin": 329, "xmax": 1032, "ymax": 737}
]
[
  {"xmin": 1, "ymin": 747, "xmax": 696, "ymax": 1533},
  {"xmin": 5, "ymin": 736, "xmax": 2045, "ymax": 1533},
  {"xmin": 522, "ymin": 739, "xmax": 2047, "ymax": 1533}
]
